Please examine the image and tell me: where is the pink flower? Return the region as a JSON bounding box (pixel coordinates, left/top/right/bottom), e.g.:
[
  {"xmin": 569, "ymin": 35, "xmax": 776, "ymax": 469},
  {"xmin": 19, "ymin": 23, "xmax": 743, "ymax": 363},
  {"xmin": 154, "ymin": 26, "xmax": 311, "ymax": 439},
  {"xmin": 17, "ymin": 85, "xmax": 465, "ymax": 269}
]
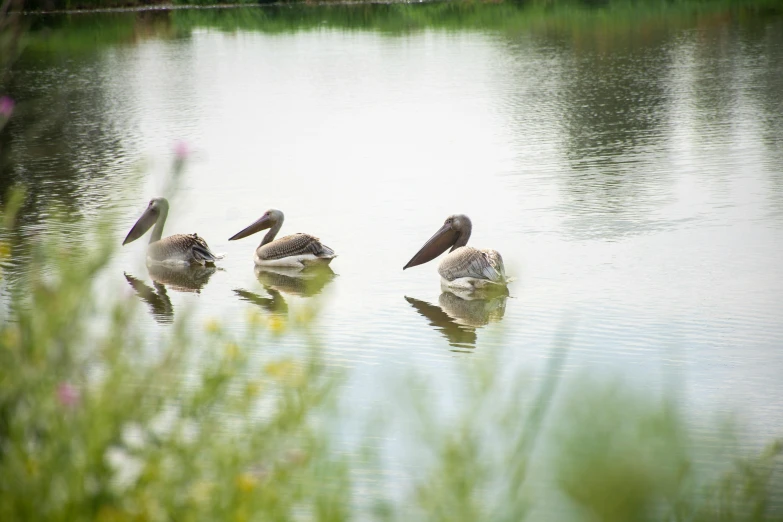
[
  {"xmin": 57, "ymin": 382, "xmax": 80, "ymax": 408},
  {"xmin": 173, "ymin": 140, "xmax": 190, "ymax": 160},
  {"xmin": 0, "ymin": 96, "xmax": 13, "ymax": 118}
]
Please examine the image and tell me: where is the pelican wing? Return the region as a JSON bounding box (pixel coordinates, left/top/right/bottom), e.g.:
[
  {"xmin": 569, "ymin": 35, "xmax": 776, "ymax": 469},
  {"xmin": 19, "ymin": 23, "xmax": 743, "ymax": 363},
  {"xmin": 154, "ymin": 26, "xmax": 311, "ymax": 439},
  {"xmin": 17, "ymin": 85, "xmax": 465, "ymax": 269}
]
[
  {"xmin": 148, "ymin": 234, "xmax": 222, "ymax": 265},
  {"xmin": 438, "ymin": 247, "xmax": 506, "ymax": 283},
  {"xmin": 257, "ymin": 233, "xmax": 335, "ymax": 261},
  {"xmin": 190, "ymin": 234, "xmax": 223, "ymax": 264}
]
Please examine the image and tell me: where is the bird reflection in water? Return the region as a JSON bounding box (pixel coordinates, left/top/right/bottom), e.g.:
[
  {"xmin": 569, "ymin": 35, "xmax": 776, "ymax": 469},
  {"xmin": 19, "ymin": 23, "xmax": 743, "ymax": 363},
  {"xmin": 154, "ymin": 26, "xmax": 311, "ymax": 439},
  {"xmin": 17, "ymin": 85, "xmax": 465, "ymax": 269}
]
[
  {"xmin": 124, "ymin": 264, "xmax": 218, "ymax": 324},
  {"xmin": 233, "ymin": 265, "xmax": 336, "ymax": 316},
  {"xmin": 405, "ymin": 287, "xmax": 508, "ymax": 351}
]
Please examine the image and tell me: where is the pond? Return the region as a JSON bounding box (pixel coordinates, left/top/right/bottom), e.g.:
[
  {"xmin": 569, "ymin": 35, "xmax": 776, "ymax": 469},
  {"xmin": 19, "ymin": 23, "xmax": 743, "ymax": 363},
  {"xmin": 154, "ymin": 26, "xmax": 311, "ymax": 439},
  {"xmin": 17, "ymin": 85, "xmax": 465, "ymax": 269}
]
[{"xmin": 2, "ymin": 2, "xmax": 783, "ymax": 461}]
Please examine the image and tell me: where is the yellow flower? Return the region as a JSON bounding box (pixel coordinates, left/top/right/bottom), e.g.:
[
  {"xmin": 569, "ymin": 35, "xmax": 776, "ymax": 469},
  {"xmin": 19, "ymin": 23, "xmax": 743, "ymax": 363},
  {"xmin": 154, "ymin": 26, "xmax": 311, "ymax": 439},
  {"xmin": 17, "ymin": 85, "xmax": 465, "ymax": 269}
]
[
  {"xmin": 224, "ymin": 342, "xmax": 241, "ymax": 361},
  {"xmin": 245, "ymin": 381, "xmax": 263, "ymax": 398},
  {"xmin": 235, "ymin": 472, "xmax": 258, "ymax": 493},
  {"xmin": 268, "ymin": 316, "xmax": 286, "ymax": 334},
  {"xmin": 205, "ymin": 319, "xmax": 221, "ymax": 334},
  {"xmin": 264, "ymin": 360, "xmax": 305, "ymax": 386},
  {"xmin": 264, "ymin": 360, "xmax": 295, "ymax": 380}
]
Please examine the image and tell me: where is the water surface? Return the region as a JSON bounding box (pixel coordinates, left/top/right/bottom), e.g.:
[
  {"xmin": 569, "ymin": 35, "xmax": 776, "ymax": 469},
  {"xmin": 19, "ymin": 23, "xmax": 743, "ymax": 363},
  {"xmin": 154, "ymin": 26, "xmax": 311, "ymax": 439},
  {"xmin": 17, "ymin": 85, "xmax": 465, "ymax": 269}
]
[{"xmin": 3, "ymin": 3, "xmax": 783, "ymax": 455}]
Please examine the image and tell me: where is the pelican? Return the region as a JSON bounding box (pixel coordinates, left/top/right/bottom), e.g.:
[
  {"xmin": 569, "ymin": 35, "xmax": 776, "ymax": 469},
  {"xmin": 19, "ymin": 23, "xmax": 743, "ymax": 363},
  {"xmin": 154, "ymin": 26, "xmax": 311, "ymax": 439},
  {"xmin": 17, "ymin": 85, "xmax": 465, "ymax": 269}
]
[
  {"xmin": 123, "ymin": 197, "xmax": 223, "ymax": 266},
  {"xmin": 403, "ymin": 214, "xmax": 509, "ymax": 291},
  {"xmin": 228, "ymin": 209, "xmax": 336, "ymax": 268}
]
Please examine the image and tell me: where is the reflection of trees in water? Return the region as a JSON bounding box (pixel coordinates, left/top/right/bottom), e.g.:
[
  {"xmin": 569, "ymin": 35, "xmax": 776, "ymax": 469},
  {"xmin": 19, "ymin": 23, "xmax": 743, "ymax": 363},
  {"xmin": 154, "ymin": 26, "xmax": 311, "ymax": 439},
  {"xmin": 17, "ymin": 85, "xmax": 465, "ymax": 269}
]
[
  {"xmin": 741, "ymin": 18, "xmax": 783, "ymax": 217},
  {"xmin": 405, "ymin": 290, "xmax": 507, "ymax": 352},
  {"xmin": 0, "ymin": 11, "xmax": 179, "ymax": 208},
  {"xmin": 497, "ymin": 15, "xmax": 783, "ymax": 239},
  {"xmin": 554, "ymin": 27, "xmax": 674, "ymax": 240},
  {"xmin": 0, "ymin": 10, "xmax": 196, "ymax": 280},
  {"xmin": 558, "ymin": 42, "xmax": 670, "ymax": 172},
  {"xmin": 1, "ymin": 45, "xmax": 138, "ymax": 278},
  {"xmin": 494, "ymin": 24, "xmax": 677, "ymax": 240},
  {"xmin": 665, "ymin": 17, "xmax": 783, "ymax": 218}
]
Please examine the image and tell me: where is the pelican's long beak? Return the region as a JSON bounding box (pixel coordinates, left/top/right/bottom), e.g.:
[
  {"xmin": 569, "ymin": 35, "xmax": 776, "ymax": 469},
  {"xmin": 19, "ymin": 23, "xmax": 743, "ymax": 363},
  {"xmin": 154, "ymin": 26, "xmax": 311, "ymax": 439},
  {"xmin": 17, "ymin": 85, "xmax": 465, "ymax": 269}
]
[
  {"xmin": 403, "ymin": 223, "xmax": 458, "ymax": 270},
  {"xmin": 123, "ymin": 206, "xmax": 159, "ymax": 245},
  {"xmin": 229, "ymin": 215, "xmax": 272, "ymax": 241}
]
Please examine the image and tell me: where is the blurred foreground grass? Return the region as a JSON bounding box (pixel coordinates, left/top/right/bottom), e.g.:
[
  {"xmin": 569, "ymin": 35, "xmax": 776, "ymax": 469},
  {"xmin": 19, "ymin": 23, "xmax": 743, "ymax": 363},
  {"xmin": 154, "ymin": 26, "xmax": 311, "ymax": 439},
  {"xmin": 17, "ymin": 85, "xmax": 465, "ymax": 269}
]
[
  {"xmin": 1, "ymin": 187, "xmax": 782, "ymax": 521},
  {"xmin": 0, "ymin": 189, "xmax": 351, "ymax": 521}
]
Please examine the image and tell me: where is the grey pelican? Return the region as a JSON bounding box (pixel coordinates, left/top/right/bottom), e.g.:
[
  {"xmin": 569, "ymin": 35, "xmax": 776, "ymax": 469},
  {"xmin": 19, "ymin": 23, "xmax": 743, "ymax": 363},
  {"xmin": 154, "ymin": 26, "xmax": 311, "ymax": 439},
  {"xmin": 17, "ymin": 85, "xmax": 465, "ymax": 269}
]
[
  {"xmin": 123, "ymin": 197, "xmax": 223, "ymax": 266},
  {"xmin": 403, "ymin": 214, "xmax": 509, "ymax": 291},
  {"xmin": 228, "ymin": 209, "xmax": 336, "ymax": 268}
]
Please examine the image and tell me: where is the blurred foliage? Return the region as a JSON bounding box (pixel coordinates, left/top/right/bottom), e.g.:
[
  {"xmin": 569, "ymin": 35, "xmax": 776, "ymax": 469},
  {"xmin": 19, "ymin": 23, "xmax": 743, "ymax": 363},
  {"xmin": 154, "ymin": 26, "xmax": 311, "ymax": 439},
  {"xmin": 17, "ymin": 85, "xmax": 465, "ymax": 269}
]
[
  {"xmin": 0, "ymin": 190, "xmax": 351, "ymax": 521},
  {"xmin": 1, "ymin": 186, "xmax": 782, "ymax": 519},
  {"xmin": 400, "ymin": 356, "xmax": 783, "ymax": 521}
]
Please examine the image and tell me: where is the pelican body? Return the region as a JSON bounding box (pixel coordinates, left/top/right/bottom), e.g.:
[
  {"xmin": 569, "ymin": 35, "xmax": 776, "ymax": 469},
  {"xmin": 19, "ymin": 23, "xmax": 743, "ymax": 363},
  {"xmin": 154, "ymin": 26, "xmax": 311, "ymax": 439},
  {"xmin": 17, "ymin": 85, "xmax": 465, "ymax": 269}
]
[
  {"xmin": 228, "ymin": 209, "xmax": 336, "ymax": 269},
  {"xmin": 123, "ymin": 197, "xmax": 223, "ymax": 267},
  {"xmin": 403, "ymin": 214, "xmax": 508, "ymax": 291}
]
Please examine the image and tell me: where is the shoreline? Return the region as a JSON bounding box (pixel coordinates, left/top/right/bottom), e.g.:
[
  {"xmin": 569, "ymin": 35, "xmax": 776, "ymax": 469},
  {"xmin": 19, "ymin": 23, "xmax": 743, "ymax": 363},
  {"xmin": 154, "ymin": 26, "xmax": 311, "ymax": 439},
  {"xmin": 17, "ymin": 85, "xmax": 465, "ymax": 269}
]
[
  {"xmin": 19, "ymin": 0, "xmax": 783, "ymax": 17},
  {"xmin": 23, "ymin": 0, "xmax": 435, "ymax": 16}
]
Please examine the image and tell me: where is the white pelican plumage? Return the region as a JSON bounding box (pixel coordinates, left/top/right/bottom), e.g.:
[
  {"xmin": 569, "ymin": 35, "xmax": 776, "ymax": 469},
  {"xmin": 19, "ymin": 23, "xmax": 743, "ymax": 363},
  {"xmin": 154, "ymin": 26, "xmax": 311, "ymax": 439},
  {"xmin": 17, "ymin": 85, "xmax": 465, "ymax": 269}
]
[
  {"xmin": 122, "ymin": 197, "xmax": 223, "ymax": 266},
  {"xmin": 228, "ymin": 209, "xmax": 336, "ymax": 268},
  {"xmin": 403, "ymin": 214, "xmax": 509, "ymax": 291}
]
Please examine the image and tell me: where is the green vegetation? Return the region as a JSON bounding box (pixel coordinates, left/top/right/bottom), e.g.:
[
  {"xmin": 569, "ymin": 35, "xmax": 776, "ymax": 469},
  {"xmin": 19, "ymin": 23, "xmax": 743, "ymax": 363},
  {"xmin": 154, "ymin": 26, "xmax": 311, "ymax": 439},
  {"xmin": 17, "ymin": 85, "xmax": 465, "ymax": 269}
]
[
  {"xmin": 165, "ymin": 0, "xmax": 780, "ymax": 36},
  {"xmin": 16, "ymin": 0, "xmax": 781, "ymax": 57},
  {"xmin": 16, "ymin": 0, "xmax": 780, "ymax": 11},
  {"xmin": 22, "ymin": 0, "xmax": 256, "ymax": 12},
  {"xmin": 0, "ymin": 189, "xmax": 353, "ymax": 521}
]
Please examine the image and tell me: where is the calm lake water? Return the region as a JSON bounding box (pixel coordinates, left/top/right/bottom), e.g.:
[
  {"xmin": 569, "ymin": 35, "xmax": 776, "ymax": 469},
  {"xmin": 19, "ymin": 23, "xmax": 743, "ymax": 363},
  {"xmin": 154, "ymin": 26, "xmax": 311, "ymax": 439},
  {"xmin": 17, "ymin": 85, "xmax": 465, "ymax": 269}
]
[{"xmin": 2, "ymin": 2, "xmax": 783, "ymax": 469}]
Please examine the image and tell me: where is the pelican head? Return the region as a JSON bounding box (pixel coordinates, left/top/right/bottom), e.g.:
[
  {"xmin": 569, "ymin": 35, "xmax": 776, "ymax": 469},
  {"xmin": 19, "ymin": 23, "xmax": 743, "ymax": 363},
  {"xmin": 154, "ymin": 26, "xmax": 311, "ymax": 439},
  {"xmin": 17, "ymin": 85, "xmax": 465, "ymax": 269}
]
[
  {"xmin": 123, "ymin": 197, "xmax": 169, "ymax": 245},
  {"xmin": 403, "ymin": 214, "xmax": 472, "ymax": 270},
  {"xmin": 228, "ymin": 209, "xmax": 284, "ymax": 241}
]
